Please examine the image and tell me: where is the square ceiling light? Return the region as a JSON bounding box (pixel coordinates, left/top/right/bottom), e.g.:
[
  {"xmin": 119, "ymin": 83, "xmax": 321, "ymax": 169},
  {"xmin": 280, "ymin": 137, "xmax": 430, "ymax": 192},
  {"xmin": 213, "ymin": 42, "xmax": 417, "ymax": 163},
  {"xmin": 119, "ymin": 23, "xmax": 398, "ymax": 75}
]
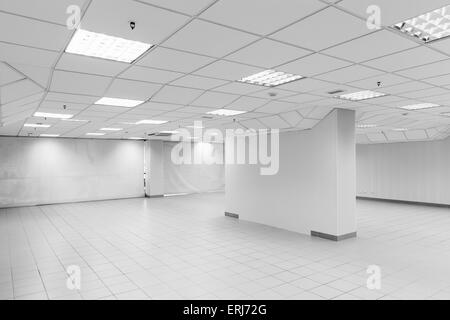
[
  {"xmin": 95, "ymin": 97, "xmax": 144, "ymax": 108},
  {"xmin": 207, "ymin": 109, "xmax": 247, "ymax": 116},
  {"xmin": 66, "ymin": 29, "xmax": 153, "ymax": 63},
  {"xmin": 337, "ymin": 90, "xmax": 387, "ymax": 101},
  {"xmin": 136, "ymin": 120, "xmax": 168, "ymax": 125},
  {"xmin": 238, "ymin": 70, "xmax": 304, "ymax": 87},
  {"xmin": 400, "ymin": 103, "xmax": 439, "ymax": 110},
  {"xmin": 34, "ymin": 112, "xmax": 73, "ymax": 119},
  {"xmin": 392, "ymin": 5, "xmax": 450, "ymax": 43},
  {"xmin": 24, "ymin": 123, "xmax": 51, "ymax": 128}
]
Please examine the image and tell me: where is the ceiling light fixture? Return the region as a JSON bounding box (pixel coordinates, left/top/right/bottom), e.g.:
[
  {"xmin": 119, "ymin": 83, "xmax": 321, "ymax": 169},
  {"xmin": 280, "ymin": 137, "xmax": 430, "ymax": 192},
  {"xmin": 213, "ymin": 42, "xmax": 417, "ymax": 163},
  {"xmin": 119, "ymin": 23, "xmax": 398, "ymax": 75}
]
[
  {"xmin": 62, "ymin": 119, "xmax": 89, "ymax": 122},
  {"xmin": 393, "ymin": 128, "xmax": 408, "ymax": 131},
  {"xmin": 238, "ymin": 70, "xmax": 304, "ymax": 87},
  {"xmin": 24, "ymin": 123, "xmax": 51, "ymax": 128},
  {"xmin": 34, "ymin": 112, "xmax": 73, "ymax": 119},
  {"xmin": 207, "ymin": 109, "xmax": 247, "ymax": 116},
  {"xmin": 159, "ymin": 130, "xmax": 179, "ymax": 134},
  {"xmin": 86, "ymin": 133, "xmax": 105, "ymax": 136},
  {"xmin": 128, "ymin": 137, "xmax": 144, "ymax": 140},
  {"xmin": 136, "ymin": 120, "xmax": 168, "ymax": 125},
  {"xmin": 400, "ymin": 103, "xmax": 439, "ymax": 110},
  {"xmin": 392, "ymin": 5, "xmax": 450, "ymax": 43},
  {"xmin": 337, "ymin": 90, "xmax": 387, "ymax": 101},
  {"xmin": 65, "ymin": 29, "xmax": 153, "ymax": 63},
  {"xmin": 40, "ymin": 134, "xmax": 60, "ymax": 137},
  {"xmin": 100, "ymin": 127, "xmax": 122, "ymax": 131},
  {"xmin": 95, "ymin": 97, "xmax": 144, "ymax": 108},
  {"xmin": 357, "ymin": 124, "xmax": 377, "ymax": 128}
]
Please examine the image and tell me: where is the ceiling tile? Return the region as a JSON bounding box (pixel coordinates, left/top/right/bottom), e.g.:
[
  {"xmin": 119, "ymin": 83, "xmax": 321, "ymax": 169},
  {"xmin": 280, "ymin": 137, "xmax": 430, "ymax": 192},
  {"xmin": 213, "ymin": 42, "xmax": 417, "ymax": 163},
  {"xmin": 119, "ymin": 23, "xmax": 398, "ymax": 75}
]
[
  {"xmin": 137, "ymin": 47, "xmax": 214, "ymax": 73},
  {"xmin": 226, "ymin": 39, "xmax": 311, "ymax": 68},
  {"xmin": 194, "ymin": 60, "xmax": 262, "ymax": 81},
  {"xmin": 107, "ymin": 79, "xmax": 162, "ymax": 100},
  {"xmin": 0, "ymin": 0, "xmax": 87, "ymax": 25},
  {"xmin": 239, "ymin": 118, "xmax": 268, "ymax": 130},
  {"xmin": 279, "ymin": 111, "xmax": 303, "ymax": 127},
  {"xmin": 405, "ymin": 129, "xmax": 428, "ymax": 140},
  {"xmin": 0, "ymin": 63, "xmax": 25, "ymax": 86},
  {"xmin": 399, "ymin": 87, "xmax": 449, "ymax": 99},
  {"xmin": 396, "ymin": 59, "xmax": 450, "ymax": 79},
  {"xmin": 258, "ymin": 115, "xmax": 290, "ymax": 129},
  {"xmin": 248, "ymin": 88, "xmax": 297, "ymax": 100},
  {"xmin": 1, "ymin": 79, "xmax": 43, "ymax": 104},
  {"xmin": 163, "ymin": 19, "xmax": 258, "ymax": 57},
  {"xmin": 367, "ymin": 132, "xmax": 387, "ymax": 142},
  {"xmin": 380, "ymin": 81, "xmax": 433, "ymax": 95},
  {"xmin": 138, "ymin": 0, "xmax": 214, "ymax": 15},
  {"xmin": 170, "ymin": 75, "xmax": 229, "ymax": 90},
  {"xmin": 0, "ymin": 42, "xmax": 59, "ymax": 68},
  {"xmin": 45, "ymin": 92, "xmax": 99, "ymax": 104},
  {"xmin": 430, "ymin": 37, "xmax": 450, "ymax": 55},
  {"xmin": 363, "ymin": 46, "xmax": 448, "ymax": 72},
  {"xmin": 212, "ymin": 82, "xmax": 261, "ymax": 95},
  {"xmin": 323, "ymin": 30, "xmax": 418, "ymax": 63},
  {"xmin": 226, "ymin": 96, "xmax": 269, "ymax": 111},
  {"xmin": 119, "ymin": 66, "xmax": 183, "ymax": 84},
  {"xmin": 0, "ymin": 12, "xmax": 71, "ymax": 51},
  {"xmin": 316, "ymin": 65, "xmax": 383, "ymax": 83},
  {"xmin": 56, "ymin": 53, "xmax": 129, "ymax": 77},
  {"xmin": 151, "ymin": 85, "xmax": 204, "ymax": 104},
  {"xmin": 349, "ymin": 73, "xmax": 410, "ymax": 90},
  {"xmin": 9, "ymin": 63, "xmax": 51, "ymax": 88},
  {"xmin": 51, "ymin": 70, "xmax": 112, "ymax": 96},
  {"xmin": 191, "ymin": 91, "xmax": 239, "ymax": 108},
  {"xmin": 201, "ymin": 0, "xmax": 325, "ymax": 35},
  {"xmin": 278, "ymin": 54, "xmax": 351, "ymax": 77},
  {"xmin": 280, "ymin": 93, "xmax": 323, "ymax": 104},
  {"xmin": 271, "ymin": 7, "xmax": 371, "ymax": 51},
  {"xmin": 255, "ymin": 101, "xmax": 297, "ymax": 114},
  {"xmin": 81, "ymin": 0, "xmax": 189, "ymax": 44},
  {"xmin": 422, "ymin": 74, "xmax": 450, "ymax": 86}
]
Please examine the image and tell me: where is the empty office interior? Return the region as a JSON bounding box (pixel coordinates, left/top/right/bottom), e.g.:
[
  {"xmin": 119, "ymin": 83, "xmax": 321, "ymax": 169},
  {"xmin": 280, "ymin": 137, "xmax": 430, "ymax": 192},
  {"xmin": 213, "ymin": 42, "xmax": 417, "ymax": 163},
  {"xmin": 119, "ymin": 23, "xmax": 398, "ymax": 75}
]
[{"xmin": 1, "ymin": 0, "xmax": 450, "ymax": 301}]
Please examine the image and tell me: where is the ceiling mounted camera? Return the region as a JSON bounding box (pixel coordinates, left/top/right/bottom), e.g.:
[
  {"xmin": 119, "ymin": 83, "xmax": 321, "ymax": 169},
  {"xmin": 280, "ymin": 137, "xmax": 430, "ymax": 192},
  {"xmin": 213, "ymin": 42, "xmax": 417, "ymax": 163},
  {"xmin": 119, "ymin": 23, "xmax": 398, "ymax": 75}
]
[{"xmin": 130, "ymin": 21, "xmax": 136, "ymax": 30}]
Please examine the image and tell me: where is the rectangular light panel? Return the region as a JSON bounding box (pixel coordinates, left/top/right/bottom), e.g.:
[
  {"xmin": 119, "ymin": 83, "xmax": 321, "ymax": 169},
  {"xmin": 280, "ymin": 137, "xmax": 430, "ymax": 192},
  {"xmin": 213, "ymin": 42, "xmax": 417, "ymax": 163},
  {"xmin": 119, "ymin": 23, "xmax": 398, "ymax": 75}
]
[
  {"xmin": 24, "ymin": 123, "xmax": 51, "ymax": 128},
  {"xmin": 40, "ymin": 134, "xmax": 60, "ymax": 137},
  {"xmin": 337, "ymin": 90, "xmax": 387, "ymax": 101},
  {"xmin": 100, "ymin": 128, "xmax": 122, "ymax": 131},
  {"xmin": 86, "ymin": 133, "xmax": 105, "ymax": 136},
  {"xmin": 95, "ymin": 97, "xmax": 144, "ymax": 108},
  {"xmin": 357, "ymin": 124, "xmax": 377, "ymax": 128},
  {"xmin": 239, "ymin": 70, "xmax": 304, "ymax": 87},
  {"xmin": 128, "ymin": 137, "xmax": 144, "ymax": 140},
  {"xmin": 34, "ymin": 112, "xmax": 73, "ymax": 119},
  {"xmin": 66, "ymin": 29, "xmax": 153, "ymax": 63},
  {"xmin": 400, "ymin": 103, "xmax": 439, "ymax": 110},
  {"xmin": 392, "ymin": 5, "xmax": 450, "ymax": 42},
  {"xmin": 207, "ymin": 109, "xmax": 247, "ymax": 116},
  {"xmin": 136, "ymin": 120, "xmax": 168, "ymax": 125}
]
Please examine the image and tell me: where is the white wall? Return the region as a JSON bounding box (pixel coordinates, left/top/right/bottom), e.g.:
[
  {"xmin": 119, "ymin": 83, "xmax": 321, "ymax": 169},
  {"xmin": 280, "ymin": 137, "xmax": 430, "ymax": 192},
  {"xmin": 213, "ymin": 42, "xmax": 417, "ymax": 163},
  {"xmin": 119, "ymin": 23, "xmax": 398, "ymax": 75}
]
[
  {"xmin": 162, "ymin": 141, "xmax": 225, "ymax": 195},
  {"xmin": 225, "ymin": 109, "xmax": 356, "ymax": 236},
  {"xmin": 0, "ymin": 137, "xmax": 145, "ymax": 207},
  {"xmin": 356, "ymin": 138, "xmax": 450, "ymax": 205}
]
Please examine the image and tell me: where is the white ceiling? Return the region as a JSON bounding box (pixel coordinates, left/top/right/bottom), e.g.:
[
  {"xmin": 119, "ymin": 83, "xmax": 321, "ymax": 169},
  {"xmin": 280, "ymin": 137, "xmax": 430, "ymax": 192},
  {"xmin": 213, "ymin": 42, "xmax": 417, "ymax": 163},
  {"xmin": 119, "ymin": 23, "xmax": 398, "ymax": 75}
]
[{"xmin": 0, "ymin": 0, "xmax": 449, "ymax": 144}]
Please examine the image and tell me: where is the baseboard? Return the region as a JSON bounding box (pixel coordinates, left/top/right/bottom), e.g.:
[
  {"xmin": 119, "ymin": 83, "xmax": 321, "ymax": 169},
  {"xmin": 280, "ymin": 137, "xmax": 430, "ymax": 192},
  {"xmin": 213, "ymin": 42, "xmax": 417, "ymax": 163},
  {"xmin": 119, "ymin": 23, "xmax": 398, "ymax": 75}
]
[
  {"xmin": 224, "ymin": 212, "xmax": 239, "ymax": 219},
  {"xmin": 311, "ymin": 230, "xmax": 357, "ymax": 241},
  {"xmin": 356, "ymin": 196, "xmax": 450, "ymax": 208}
]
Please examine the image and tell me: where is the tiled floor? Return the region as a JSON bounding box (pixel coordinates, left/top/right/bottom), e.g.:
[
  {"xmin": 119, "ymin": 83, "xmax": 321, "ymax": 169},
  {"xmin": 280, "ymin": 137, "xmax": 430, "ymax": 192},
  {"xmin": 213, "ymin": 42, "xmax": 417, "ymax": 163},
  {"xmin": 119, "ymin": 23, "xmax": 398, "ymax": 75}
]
[{"xmin": 1, "ymin": 193, "xmax": 450, "ymax": 300}]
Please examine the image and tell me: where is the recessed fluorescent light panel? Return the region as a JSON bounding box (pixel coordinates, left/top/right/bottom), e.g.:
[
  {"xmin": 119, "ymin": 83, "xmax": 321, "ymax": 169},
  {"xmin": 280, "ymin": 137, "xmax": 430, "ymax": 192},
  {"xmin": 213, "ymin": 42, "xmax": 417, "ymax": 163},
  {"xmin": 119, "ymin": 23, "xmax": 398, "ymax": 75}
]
[
  {"xmin": 400, "ymin": 103, "xmax": 439, "ymax": 110},
  {"xmin": 207, "ymin": 109, "xmax": 247, "ymax": 116},
  {"xmin": 393, "ymin": 128, "xmax": 408, "ymax": 131},
  {"xmin": 24, "ymin": 123, "xmax": 51, "ymax": 128},
  {"xmin": 128, "ymin": 137, "xmax": 144, "ymax": 140},
  {"xmin": 66, "ymin": 29, "xmax": 153, "ymax": 63},
  {"xmin": 136, "ymin": 120, "xmax": 168, "ymax": 125},
  {"xmin": 239, "ymin": 70, "xmax": 304, "ymax": 87},
  {"xmin": 34, "ymin": 112, "xmax": 73, "ymax": 119},
  {"xmin": 95, "ymin": 97, "xmax": 144, "ymax": 108},
  {"xmin": 62, "ymin": 119, "xmax": 89, "ymax": 122},
  {"xmin": 40, "ymin": 134, "xmax": 60, "ymax": 137},
  {"xmin": 357, "ymin": 124, "xmax": 377, "ymax": 128},
  {"xmin": 86, "ymin": 133, "xmax": 105, "ymax": 136},
  {"xmin": 337, "ymin": 90, "xmax": 387, "ymax": 101},
  {"xmin": 100, "ymin": 128, "xmax": 122, "ymax": 131},
  {"xmin": 392, "ymin": 5, "xmax": 450, "ymax": 42},
  {"xmin": 159, "ymin": 130, "xmax": 179, "ymax": 134}
]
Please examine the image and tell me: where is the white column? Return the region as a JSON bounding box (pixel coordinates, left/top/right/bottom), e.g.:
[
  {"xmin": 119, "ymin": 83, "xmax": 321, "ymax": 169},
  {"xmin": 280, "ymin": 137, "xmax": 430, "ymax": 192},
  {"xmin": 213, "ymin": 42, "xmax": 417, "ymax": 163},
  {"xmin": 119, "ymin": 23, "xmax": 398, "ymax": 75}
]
[
  {"xmin": 145, "ymin": 140, "xmax": 164, "ymax": 197},
  {"xmin": 225, "ymin": 108, "xmax": 356, "ymax": 240}
]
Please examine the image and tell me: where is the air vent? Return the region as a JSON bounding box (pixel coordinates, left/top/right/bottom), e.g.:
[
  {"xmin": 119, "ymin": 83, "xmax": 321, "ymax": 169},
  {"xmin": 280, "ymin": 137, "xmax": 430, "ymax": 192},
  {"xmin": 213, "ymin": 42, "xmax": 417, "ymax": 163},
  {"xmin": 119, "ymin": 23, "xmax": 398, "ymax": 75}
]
[
  {"xmin": 328, "ymin": 89, "xmax": 345, "ymax": 95},
  {"xmin": 202, "ymin": 115, "xmax": 214, "ymax": 119}
]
